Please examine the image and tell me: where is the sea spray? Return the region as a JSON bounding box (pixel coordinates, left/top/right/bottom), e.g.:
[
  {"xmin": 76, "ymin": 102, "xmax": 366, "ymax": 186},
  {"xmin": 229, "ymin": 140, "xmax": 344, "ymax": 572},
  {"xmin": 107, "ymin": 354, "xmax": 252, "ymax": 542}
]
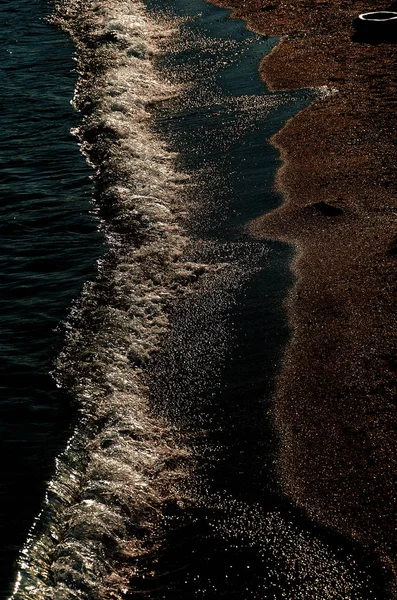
[{"xmin": 9, "ymin": 1, "xmax": 217, "ymax": 597}]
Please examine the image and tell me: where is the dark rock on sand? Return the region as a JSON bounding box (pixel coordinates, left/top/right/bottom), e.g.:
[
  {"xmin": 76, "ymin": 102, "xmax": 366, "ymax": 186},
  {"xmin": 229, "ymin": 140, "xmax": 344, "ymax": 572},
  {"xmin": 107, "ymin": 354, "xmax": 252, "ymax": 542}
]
[{"xmin": 309, "ymin": 201, "xmax": 344, "ymax": 217}]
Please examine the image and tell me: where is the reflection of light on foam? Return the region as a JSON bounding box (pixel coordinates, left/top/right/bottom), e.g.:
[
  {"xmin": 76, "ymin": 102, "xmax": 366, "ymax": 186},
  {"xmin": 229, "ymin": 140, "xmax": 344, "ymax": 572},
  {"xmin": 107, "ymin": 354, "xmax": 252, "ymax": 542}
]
[
  {"xmin": 317, "ymin": 85, "xmax": 339, "ymax": 99},
  {"xmin": 9, "ymin": 1, "xmax": 203, "ymax": 597}
]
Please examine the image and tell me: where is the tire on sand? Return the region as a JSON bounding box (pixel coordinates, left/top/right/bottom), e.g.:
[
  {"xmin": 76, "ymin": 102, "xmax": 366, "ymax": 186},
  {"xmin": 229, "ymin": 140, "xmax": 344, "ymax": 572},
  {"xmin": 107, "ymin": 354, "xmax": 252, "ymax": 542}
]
[{"xmin": 353, "ymin": 11, "xmax": 397, "ymax": 41}]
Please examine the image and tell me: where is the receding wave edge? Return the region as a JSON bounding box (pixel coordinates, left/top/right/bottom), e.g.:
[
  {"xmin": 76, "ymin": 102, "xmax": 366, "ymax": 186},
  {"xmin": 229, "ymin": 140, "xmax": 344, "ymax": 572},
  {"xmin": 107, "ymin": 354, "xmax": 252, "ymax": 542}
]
[{"xmin": 10, "ymin": 1, "xmax": 215, "ymax": 597}]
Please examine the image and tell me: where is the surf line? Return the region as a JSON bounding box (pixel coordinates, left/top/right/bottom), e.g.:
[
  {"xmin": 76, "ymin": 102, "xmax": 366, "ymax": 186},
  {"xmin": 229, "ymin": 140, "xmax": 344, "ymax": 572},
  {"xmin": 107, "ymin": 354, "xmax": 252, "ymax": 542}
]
[
  {"xmin": 9, "ymin": 0, "xmax": 326, "ymax": 598},
  {"xmin": 9, "ymin": 1, "xmax": 202, "ymax": 598}
]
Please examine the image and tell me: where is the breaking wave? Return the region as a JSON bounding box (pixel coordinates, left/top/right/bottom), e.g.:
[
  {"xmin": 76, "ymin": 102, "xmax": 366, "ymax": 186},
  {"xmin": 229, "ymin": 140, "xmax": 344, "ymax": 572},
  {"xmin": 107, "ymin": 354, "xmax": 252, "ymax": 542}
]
[{"xmin": 9, "ymin": 1, "xmax": 213, "ymax": 597}]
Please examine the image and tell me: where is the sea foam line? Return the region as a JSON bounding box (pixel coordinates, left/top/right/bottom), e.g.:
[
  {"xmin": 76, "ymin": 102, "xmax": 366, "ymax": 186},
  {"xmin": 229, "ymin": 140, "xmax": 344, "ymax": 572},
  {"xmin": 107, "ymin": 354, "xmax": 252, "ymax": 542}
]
[{"xmin": 9, "ymin": 1, "xmax": 217, "ymax": 598}]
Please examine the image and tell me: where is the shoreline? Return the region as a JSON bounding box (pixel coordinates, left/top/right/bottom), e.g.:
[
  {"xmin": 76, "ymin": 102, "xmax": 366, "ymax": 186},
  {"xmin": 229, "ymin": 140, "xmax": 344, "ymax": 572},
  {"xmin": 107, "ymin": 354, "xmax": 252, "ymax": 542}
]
[{"xmin": 209, "ymin": 0, "xmax": 397, "ymax": 590}]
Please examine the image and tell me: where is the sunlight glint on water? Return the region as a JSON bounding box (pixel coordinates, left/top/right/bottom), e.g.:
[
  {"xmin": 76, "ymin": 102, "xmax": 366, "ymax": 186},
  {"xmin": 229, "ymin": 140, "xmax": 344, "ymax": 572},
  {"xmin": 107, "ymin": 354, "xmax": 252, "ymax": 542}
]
[{"xmin": 8, "ymin": 0, "xmax": 382, "ymax": 598}]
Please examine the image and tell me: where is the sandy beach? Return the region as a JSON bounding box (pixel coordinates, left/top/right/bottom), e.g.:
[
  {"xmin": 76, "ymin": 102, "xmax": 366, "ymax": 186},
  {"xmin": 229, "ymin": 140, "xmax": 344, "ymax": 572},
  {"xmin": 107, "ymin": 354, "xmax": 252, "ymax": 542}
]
[{"xmin": 209, "ymin": 0, "xmax": 397, "ymax": 590}]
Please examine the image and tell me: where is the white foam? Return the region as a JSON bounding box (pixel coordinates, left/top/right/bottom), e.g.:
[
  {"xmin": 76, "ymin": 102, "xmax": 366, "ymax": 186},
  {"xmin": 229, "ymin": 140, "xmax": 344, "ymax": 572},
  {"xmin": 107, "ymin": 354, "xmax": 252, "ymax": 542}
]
[{"xmin": 9, "ymin": 1, "xmax": 200, "ymax": 598}]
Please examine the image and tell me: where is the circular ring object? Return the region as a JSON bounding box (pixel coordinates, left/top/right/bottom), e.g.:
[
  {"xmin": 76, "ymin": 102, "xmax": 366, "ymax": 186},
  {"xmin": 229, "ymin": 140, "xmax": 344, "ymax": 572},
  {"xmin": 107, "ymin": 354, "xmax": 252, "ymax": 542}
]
[
  {"xmin": 353, "ymin": 11, "xmax": 397, "ymax": 39},
  {"xmin": 359, "ymin": 11, "xmax": 397, "ymax": 21}
]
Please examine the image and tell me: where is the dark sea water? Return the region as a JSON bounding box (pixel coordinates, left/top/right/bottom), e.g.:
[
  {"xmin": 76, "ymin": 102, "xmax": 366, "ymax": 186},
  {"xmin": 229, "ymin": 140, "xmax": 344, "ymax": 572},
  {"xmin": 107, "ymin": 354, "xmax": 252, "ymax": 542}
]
[
  {"xmin": 1, "ymin": 0, "xmax": 390, "ymax": 598},
  {"xmin": 0, "ymin": 0, "xmax": 103, "ymax": 596}
]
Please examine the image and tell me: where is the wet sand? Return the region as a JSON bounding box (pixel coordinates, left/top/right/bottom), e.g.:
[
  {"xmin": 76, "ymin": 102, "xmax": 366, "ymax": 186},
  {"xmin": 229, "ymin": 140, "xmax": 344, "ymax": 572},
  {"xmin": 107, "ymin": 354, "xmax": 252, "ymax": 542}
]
[{"xmin": 209, "ymin": 0, "xmax": 397, "ymax": 591}]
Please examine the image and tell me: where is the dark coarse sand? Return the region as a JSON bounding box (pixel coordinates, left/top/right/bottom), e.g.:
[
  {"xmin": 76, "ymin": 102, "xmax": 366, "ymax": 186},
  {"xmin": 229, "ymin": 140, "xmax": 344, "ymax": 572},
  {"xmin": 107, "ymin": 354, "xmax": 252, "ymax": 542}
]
[{"xmin": 210, "ymin": 0, "xmax": 397, "ymax": 592}]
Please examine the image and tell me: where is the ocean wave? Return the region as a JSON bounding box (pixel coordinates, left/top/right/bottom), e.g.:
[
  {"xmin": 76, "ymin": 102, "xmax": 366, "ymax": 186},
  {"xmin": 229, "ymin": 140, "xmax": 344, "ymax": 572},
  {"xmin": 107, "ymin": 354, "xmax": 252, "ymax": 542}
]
[{"xmin": 9, "ymin": 1, "xmax": 216, "ymax": 598}]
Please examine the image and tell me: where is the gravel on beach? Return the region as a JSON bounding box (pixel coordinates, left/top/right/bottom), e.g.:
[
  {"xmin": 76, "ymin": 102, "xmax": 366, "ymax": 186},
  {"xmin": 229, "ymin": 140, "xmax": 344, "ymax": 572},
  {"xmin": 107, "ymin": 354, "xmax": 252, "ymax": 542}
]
[{"xmin": 211, "ymin": 0, "xmax": 397, "ymax": 591}]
